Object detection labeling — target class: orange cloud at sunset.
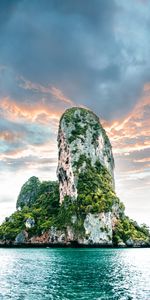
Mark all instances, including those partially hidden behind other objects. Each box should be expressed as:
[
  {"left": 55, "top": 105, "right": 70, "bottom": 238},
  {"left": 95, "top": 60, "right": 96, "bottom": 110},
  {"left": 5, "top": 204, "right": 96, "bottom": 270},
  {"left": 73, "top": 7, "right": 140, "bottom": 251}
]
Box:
[
  {"left": 144, "top": 82, "right": 150, "bottom": 92},
  {"left": 103, "top": 95, "right": 150, "bottom": 155},
  {"left": 1, "top": 90, "right": 149, "bottom": 159},
  {"left": 0, "top": 97, "right": 62, "bottom": 125},
  {"left": 133, "top": 157, "right": 150, "bottom": 163},
  {"left": 0, "top": 131, "right": 23, "bottom": 142}
]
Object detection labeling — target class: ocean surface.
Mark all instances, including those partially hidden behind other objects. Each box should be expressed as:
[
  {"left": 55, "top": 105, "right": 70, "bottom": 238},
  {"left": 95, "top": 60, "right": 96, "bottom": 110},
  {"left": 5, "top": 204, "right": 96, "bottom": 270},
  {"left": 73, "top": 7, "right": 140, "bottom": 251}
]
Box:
[{"left": 0, "top": 248, "right": 150, "bottom": 300}]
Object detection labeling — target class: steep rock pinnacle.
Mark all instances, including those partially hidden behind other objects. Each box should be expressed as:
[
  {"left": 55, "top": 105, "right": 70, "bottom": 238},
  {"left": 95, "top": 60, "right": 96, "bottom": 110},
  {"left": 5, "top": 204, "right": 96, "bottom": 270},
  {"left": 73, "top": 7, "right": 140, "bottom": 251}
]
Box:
[{"left": 57, "top": 107, "right": 114, "bottom": 204}]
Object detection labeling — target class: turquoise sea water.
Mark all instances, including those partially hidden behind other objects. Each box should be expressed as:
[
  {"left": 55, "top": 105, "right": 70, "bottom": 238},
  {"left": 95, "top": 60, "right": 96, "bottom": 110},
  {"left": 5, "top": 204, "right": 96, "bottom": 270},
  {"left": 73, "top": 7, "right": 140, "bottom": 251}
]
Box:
[{"left": 0, "top": 248, "right": 150, "bottom": 300}]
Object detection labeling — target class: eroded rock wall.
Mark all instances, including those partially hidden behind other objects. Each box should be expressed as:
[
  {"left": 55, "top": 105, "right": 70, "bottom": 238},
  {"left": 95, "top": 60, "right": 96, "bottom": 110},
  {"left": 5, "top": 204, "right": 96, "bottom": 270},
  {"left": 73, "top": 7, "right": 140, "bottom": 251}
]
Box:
[{"left": 57, "top": 107, "right": 114, "bottom": 203}]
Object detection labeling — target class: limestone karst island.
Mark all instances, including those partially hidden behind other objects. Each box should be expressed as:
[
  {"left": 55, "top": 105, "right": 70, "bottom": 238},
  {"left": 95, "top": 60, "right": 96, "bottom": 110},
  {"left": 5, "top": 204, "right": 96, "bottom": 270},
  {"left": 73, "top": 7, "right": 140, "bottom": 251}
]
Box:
[{"left": 0, "top": 108, "right": 149, "bottom": 247}]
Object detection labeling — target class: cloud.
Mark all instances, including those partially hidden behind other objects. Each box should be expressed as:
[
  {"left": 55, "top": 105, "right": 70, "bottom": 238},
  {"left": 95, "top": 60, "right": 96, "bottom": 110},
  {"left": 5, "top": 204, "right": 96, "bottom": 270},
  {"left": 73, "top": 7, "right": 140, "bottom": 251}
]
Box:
[
  {"left": 0, "top": 130, "right": 23, "bottom": 142},
  {"left": 18, "top": 77, "right": 74, "bottom": 105},
  {"left": 104, "top": 92, "right": 150, "bottom": 155},
  {"left": 0, "top": 96, "right": 60, "bottom": 169},
  {"left": 0, "top": 96, "right": 62, "bottom": 123},
  {"left": 0, "top": 155, "right": 57, "bottom": 172},
  {"left": 1, "top": 0, "right": 148, "bottom": 119},
  {"left": 133, "top": 158, "right": 150, "bottom": 163}
]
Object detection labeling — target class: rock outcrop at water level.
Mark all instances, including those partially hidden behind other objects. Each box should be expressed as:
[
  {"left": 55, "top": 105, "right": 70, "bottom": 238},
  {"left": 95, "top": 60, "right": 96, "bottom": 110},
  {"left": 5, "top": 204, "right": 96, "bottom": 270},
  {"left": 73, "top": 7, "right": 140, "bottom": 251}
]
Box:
[{"left": 0, "top": 107, "right": 150, "bottom": 247}]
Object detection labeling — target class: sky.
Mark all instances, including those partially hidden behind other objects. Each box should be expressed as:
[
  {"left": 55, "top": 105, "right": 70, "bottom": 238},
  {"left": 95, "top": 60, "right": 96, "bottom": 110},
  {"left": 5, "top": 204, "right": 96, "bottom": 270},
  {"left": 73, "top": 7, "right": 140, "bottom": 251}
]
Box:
[{"left": 0, "top": 0, "right": 150, "bottom": 226}]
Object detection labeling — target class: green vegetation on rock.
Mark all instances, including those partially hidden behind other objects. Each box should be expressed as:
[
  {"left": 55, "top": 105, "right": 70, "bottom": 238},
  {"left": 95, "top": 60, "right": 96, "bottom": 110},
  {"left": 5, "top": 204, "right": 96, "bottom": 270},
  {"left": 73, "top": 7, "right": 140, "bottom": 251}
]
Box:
[
  {"left": 77, "top": 160, "right": 119, "bottom": 214},
  {"left": 113, "top": 217, "right": 150, "bottom": 245},
  {"left": 61, "top": 107, "right": 110, "bottom": 147},
  {"left": 1, "top": 167, "right": 148, "bottom": 245},
  {"left": 0, "top": 179, "right": 60, "bottom": 241},
  {"left": 54, "top": 195, "right": 85, "bottom": 238},
  {"left": 16, "top": 176, "right": 40, "bottom": 209}
]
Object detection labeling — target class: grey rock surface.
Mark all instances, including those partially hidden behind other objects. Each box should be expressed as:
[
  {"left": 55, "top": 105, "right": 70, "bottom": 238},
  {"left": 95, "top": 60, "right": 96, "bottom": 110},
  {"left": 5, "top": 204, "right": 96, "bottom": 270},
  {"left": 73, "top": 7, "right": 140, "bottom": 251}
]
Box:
[{"left": 57, "top": 108, "right": 114, "bottom": 204}]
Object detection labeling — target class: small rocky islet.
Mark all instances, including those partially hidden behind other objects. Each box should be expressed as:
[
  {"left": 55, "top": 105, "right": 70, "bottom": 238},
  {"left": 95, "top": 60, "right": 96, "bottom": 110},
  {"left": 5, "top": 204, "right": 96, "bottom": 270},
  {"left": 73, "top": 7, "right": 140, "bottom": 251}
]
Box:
[{"left": 0, "top": 107, "right": 149, "bottom": 247}]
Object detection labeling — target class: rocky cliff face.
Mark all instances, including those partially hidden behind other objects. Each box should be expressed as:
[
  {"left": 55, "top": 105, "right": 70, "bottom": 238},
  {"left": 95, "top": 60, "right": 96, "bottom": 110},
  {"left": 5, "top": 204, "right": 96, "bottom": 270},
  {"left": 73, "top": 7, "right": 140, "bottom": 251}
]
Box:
[
  {"left": 16, "top": 176, "right": 40, "bottom": 209},
  {"left": 56, "top": 108, "right": 123, "bottom": 245},
  {"left": 57, "top": 107, "right": 115, "bottom": 204}
]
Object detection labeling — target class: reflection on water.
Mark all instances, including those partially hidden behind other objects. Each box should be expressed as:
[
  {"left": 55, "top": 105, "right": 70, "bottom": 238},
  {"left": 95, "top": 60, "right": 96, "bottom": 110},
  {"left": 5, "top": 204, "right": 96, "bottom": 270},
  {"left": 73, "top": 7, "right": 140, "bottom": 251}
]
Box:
[{"left": 0, "top": 248, "right": 150, "bottom": 299}]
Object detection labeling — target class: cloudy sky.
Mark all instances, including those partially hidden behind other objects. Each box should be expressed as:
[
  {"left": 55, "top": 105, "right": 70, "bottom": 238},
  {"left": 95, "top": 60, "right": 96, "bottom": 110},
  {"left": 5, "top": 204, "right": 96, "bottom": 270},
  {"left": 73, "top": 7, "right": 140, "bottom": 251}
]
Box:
[{"left": 0, "top": 0, "right": 150, "bottom": 225}]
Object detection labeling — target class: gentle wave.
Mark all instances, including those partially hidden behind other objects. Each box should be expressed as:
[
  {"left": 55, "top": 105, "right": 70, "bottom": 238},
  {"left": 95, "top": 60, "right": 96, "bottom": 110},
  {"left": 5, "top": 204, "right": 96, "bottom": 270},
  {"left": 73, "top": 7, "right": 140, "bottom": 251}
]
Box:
[{"left": 0, "top": 248, "right": 150, "bottom": 300}]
